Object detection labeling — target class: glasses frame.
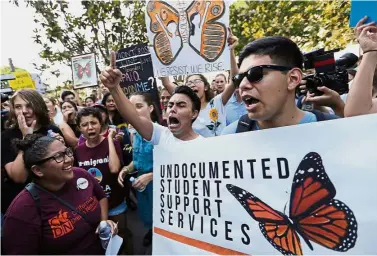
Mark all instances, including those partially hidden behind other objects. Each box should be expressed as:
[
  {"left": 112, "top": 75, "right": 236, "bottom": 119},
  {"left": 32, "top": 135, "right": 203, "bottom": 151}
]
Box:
[
  {"left": 33, "top": 148, "right": 74, "bottom": 165},
  {"left": 232, "top": 65, "right": 293, "bottom": 88},
  {"left": 185, "top": 79, "right": 204, "bottom": 87}
]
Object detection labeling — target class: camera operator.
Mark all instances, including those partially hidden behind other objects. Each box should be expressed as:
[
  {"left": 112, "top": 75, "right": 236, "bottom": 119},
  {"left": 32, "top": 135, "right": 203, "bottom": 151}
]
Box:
[
  {"left": 221, "top": 36, "right": 338, "bottom": 135},
  {"left": 298, "top": 81, "right": 345, "bottom": 117},
  {"left": 345, "top": 16, "right": 377, "bottom": 116}
]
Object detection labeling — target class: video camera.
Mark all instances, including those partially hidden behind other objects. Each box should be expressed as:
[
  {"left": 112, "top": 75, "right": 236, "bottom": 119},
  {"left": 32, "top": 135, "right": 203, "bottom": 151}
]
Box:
[
  {"left": 301, "top": 49, "right": 358, "bottom": 96},
  {"left": 1, "top": 93, "right": 9, "bottom": 103}
]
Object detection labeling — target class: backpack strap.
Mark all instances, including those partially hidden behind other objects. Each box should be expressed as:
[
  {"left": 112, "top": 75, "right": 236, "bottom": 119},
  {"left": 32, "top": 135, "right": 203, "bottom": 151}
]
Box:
[
  {"left": 25, "top": 183, "right": 41, "bottom": 217},
  {"left": 236, "top": 114, "right": 256, "bottom": 133}
]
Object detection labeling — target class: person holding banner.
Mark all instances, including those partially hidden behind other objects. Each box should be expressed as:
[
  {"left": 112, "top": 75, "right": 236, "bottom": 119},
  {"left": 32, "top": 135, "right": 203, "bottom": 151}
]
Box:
[
  {"left": 345, "top": 16, "right": 377, "bottom": 116},
  {"left": 100, "top": 53, "right": 201, "bottom": 146},
  {"left": 159, "top": 28, "right": 239, "bottom": 137},
  {"left": 222, "top": 36, "right": 339, "bottom": 135}
]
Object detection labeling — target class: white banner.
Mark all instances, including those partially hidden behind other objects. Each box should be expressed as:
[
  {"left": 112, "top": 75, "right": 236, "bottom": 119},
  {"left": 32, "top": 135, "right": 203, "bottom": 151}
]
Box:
[
  {"left": 153, "top": 114, "right": 377, "bottom": 255},
  {"left": 145, "top": 0, "right": 230, "bottom": 77}
]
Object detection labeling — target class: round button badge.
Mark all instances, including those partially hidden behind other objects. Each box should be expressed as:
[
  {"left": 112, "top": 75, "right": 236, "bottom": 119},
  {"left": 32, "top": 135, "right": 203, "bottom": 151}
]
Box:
[{"left": 77, "top": 178, "right": 89, "bottom": 190}]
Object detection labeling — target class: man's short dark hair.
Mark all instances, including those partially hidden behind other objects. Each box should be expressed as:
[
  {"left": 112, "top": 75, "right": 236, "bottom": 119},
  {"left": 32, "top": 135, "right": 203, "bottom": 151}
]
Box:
[
  {"left": 61, "top": 90, "right": 75, "bottom": 101},
  {"left": 173, "top": 86, "right": 201, "bottom": 123},
  {"left": 239, "top": 36, "right": 303, "bottom": 69},
  {"left": 76, "top": 107, "right": 103, "bottom": 125}
]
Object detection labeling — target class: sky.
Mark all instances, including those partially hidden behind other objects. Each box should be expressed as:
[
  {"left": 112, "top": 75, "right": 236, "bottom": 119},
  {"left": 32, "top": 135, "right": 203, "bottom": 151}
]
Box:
[{"left": 0, "top": 0, "right": 78, "bottom": 89}]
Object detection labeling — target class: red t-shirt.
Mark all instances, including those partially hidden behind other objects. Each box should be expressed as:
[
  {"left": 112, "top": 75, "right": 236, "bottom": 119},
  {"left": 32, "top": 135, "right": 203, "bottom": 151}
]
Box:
[
  {"left": 2, "top": 168, "right": 106, "bottom": 255},
  {"left": 74, "top": 137, "right": 125, "bottom": 209}
]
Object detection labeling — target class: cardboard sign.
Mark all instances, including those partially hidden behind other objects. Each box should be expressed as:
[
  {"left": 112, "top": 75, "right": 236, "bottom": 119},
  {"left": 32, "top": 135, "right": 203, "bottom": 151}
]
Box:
[
  {"left": 71, "top": 53, "right": 98, "bottom": 89},
  {"left": 145, "top": 0, "right": 230, "bottom": 77},
  {"left": 8, "top": 71, "right": 35, "bottom": 90},
  {"left": 153, "top": 114, "right": 377, "bottom": 255},
  {"left": 116, "top": 43, "right": 160, "bottom": 111}
]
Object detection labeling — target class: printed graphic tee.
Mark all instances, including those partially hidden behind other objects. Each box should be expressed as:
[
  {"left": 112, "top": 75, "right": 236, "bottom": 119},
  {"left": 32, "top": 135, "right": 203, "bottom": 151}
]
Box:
[
  {"left": 192, "top": 94, "right": 227, "bottom": 137},
  {"left": 75, "top": 137, "right": 125, "bottom": 209},
  {"left": 2, "top": 168, "right": 105, "bottom": 255}
]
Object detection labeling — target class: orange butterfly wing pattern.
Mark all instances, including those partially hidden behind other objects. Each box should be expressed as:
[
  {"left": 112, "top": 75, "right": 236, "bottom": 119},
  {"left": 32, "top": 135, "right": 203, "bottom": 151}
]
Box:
[
  {"left": 227, "top": 152, "right": 358, "bottom": 255},
  {"left": 147, "top": 1, "right": 183, "bottom": 65},
  {"left": 226, "top": 184, "right": 303, "bottom": 255},
  {"left": 290, "top": 152, "right": 357, "bottom": 252},
  {"left": 298, "top": 199, "right": 357, "bottom": 252},
  {"left": 186, "top": 0, "right": 226, "bottom": 62}
]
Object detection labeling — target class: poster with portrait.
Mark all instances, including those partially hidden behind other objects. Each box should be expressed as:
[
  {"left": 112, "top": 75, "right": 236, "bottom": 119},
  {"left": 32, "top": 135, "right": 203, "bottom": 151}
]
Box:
[
  {"left": 71, "top": 53, "right": 98, "bottom": 89},
  {"left": 153, "top": 114, "right": 377, "bottom": 255},
  {"left": 145, "top": 0, "right": 230, "bottom": 77}
]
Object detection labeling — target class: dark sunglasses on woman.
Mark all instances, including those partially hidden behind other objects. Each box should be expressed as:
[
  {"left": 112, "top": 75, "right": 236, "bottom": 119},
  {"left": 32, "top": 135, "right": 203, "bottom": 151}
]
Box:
[{"left": 232, "top": 65, "right": 293, "bottom": 88}]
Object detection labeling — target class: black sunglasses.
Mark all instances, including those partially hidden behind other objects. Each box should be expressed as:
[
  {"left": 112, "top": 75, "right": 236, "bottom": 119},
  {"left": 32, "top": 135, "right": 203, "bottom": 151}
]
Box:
[
  {"left": 33, "top": 148, "right": 74, "bottom": 165},
  {"left": 232, "top": 65, "right": 293, "bottom": 88}
]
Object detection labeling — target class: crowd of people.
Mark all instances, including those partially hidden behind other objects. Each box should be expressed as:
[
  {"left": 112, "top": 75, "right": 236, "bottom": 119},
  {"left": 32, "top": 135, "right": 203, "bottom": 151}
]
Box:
[{"left": 0, "top": 16, "right": 376, "bottom": 255}]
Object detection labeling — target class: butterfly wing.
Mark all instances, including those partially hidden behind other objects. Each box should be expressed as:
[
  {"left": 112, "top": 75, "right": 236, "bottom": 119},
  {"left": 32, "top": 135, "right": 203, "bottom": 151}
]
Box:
[
  {"left": 289, "top": 152, "right": 336, "bottom": 219},
  {"left": 298, "top": 199, "right": 357, "bottom": 252},
  {"left": 187, "top": 0, "right": 226, "bottom": 62},
  {"left": 74, "top": 63, "right": 84, "bottom": 79},
  {"left": 84, "top": 61, "right": 91, "bottom": 77},
  {"left": 290, "top": 152, "right": 358, "bottom": 252},
  {"left": 227, "top": 184, "right": 303, "bottom": 255},
  {"left": 146, "top": 1, "right": 182, "bottom": 65}
]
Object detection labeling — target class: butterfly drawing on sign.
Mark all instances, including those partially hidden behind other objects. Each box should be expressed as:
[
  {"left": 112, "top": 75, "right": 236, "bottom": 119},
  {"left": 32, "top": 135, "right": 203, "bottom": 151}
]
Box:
[
  {"left": 186, "top": 0, "right": 226, "bottom": 62},
  {"left": 74, "top": 61, "right": 92, "bottom": 80},
  {"left": 146, "top": 0, "right": 226, "bottom": 65},
  {"left": 226, "top": 152, "right": 358, "bottom": 255},
  {"left": 147, "top": 1, "right": 183, "bottom": 65}
]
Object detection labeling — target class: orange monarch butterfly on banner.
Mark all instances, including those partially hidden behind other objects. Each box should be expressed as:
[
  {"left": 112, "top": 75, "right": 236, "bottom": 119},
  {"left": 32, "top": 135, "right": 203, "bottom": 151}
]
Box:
[{"left": 227, "top": 152, "right": 358, "bottom": 255}]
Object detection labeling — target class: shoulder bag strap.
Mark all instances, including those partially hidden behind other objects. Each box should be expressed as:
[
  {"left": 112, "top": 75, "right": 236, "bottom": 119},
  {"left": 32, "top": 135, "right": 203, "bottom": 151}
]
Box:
[{"left": 32, "top": 183, "right": 96, "bottom": 228}]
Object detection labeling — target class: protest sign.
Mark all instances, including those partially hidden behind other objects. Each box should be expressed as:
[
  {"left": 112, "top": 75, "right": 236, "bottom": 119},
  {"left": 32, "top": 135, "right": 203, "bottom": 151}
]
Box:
[
  {"left": 350, "top": 0, "right": 377, "bottom": 27},
  {"left": 153, "top": 114, "right": 377, "bottom": 255},
  {"left": 115, "top": 43, "right": 160, "bottom": 112},
  {"left": 145, "top": 0, "right": 230, "bottom": 77},
  {"left": 8, "top": 71, "right": 35, "bottom": 90},
  {"left": 71, "top": 53, "right": 98, "bottom": 89}
]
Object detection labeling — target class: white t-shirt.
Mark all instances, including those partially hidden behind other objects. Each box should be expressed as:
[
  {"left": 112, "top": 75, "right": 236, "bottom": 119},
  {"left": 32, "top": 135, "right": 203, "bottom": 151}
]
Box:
[
  {"left": 149, "top": 123, "right": 202, "bottom": 146},
  {"left": 192, "top": 94, "right": 227, "bottom": 137},
  {"left": 53, "top": 110, "right": 64, "bottom": 125}
]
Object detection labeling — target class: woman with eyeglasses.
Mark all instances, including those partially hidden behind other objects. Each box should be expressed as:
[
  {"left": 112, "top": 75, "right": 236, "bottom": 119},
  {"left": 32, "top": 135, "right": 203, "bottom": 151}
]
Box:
[
  {"left": 159, "top": 28, "right": 239, "bottom": 137},
  {"left": 2, "top": 134, "right": 117, "bottom": 255},
  {"left": 1, "top": 89, "right": 64, "bottom": 221}
]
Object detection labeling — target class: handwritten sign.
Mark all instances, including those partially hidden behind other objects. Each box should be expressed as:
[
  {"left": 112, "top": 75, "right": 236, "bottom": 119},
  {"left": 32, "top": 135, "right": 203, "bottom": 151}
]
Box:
[
  {"left": 116, "top": 43, "right": 160, "bottom": 110},
  {"left": 145, "top": 0, "right": 230, "bottom": 77},
  {"left": 8, "top": 71, "right": 35, "bottom": 90},
  {"left": 153, "top": 114, "right": 377, "bottom": 255}
]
